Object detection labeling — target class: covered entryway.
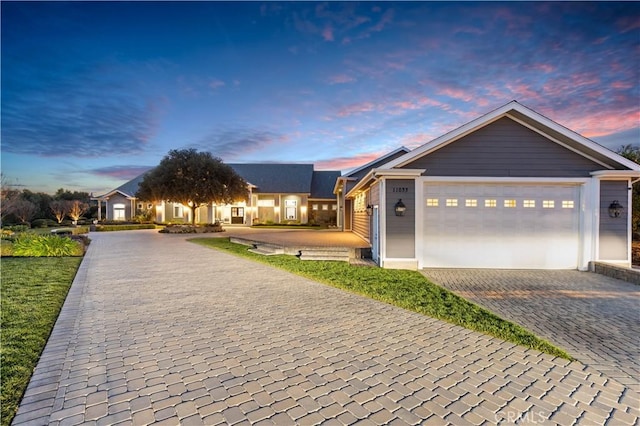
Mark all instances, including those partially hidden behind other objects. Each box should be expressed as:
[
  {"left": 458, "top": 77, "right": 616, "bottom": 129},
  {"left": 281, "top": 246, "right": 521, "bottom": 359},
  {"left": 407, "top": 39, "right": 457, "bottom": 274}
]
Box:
[{"left": 422, "top": 182, "right": 581, "bottom": 269}]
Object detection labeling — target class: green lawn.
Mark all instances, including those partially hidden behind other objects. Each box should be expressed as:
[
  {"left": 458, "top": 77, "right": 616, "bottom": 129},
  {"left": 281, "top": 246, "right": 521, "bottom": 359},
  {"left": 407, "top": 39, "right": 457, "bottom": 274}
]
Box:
[
  {"left": 1, "top": 257, "right": 82, "bottom": 426},
  {"left": 191, "top": 237, "right": 572, "bottom": 360}
]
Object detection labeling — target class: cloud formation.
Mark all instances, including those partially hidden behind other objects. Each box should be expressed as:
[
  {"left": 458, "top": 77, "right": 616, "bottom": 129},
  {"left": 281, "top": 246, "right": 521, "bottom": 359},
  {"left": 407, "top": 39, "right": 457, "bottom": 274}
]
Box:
[
  {"left": 194, "top": 129, "right": 289, "bottom": 161},
  {"left": 90, "top": 165, "right": 154, "bottom": 180}
]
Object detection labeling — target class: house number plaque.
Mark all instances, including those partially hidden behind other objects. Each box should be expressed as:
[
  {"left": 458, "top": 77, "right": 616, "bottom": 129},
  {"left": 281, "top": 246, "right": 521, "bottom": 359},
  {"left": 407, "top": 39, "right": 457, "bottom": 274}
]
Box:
[{"left": 392, "top": 187, "right": 409, "bottom": 193}]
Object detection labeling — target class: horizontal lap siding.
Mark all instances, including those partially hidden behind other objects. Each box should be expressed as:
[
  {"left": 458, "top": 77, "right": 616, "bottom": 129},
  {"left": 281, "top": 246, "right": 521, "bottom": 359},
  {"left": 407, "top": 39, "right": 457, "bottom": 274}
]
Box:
[
  {"left": 599, "top": 180, "right": 629, "bottom": 260},
  {"left": 403, "top": 117, "right": 602, "bottom": 177}
]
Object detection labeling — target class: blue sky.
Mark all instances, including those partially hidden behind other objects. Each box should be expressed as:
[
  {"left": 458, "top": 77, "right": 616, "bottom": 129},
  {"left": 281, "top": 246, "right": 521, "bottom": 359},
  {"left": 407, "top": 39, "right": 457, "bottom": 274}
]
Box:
[{"left": 2, "top": 1, "right": 638, "bottom": 195}]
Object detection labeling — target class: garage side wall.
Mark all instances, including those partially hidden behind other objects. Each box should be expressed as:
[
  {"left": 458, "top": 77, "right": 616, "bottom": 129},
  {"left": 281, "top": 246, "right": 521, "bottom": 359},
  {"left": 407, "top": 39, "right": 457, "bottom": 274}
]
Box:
[
  {"left": 599, "top": 180, "right": 629, "bottom": 261},
  {"left": 386, "top": 179, "right": 415, "bottom": 258},
  {"left": 402, "top": 117, "right": 602, "bottom": 178}
]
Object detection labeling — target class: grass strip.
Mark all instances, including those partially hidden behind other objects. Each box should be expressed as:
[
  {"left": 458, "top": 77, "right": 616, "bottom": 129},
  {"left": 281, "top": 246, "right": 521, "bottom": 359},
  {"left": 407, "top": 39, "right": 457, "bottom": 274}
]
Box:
[
  {"left": 191, "top": 237, "right": 572, "bottom": 360},
  {"left": 1, "top": 257, "right": 82, "bottom": 426}
]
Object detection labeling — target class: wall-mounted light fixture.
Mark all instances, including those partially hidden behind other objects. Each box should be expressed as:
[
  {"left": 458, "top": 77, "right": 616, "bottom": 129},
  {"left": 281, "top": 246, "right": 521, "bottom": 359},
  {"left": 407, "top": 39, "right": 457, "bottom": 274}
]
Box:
[
  {"left": 608, "top": 200, "right": 623, "bottom": 218},
  {"left": 366, "top": 204, "right": 374, "bottom": 216},
  {"left": 394, "top": 199, "right": 406, "bottom": 216}
]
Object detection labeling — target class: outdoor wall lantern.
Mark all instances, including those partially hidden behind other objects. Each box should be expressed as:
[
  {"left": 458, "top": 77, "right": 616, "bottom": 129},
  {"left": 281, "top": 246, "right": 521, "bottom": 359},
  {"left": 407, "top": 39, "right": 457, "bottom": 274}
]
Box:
[
  {"left": 608, "top": 200, "right": 623, "bottom": 218},
  {"left": 394, "top": 199, "right": 406, "bottom": 216},
  {"left": 366, "top": 204, "right": 374, "bottom": 216}
]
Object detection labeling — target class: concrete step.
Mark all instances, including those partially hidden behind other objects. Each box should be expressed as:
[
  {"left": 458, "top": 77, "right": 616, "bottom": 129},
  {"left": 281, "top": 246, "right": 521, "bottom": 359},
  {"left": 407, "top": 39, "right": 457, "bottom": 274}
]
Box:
[
  {"left": 248, "top": 244, "right": 284, "bottom": 256},
  {"left": 349, "top": 258, "right": 378, "bottom": 267},
  {"left": 298, "top": 247, "right": 350, "bottom": 262}
]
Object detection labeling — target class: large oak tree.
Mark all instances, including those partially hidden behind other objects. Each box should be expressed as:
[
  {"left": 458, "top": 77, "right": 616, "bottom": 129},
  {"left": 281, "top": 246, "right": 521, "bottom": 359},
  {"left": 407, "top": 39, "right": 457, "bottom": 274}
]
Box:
[{"left": 136, "top": 149, "right": 248, "bottom": 224}]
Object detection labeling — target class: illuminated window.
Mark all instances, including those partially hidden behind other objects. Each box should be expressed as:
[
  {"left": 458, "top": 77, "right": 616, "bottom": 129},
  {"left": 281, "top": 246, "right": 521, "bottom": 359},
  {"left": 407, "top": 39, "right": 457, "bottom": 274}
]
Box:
[
  {"left": 504, "top": 200, "right": 516, "bottom": 208},
  {"left": 523, "top": 200, "right": 536, "bottom": 208},
  {"left": 485, "top": 199, "right": 497, "bottom": 207},
  {"left": 113, "top": 204, "right": 126, "bottom": 220},
  {"left": 174, "top": 205, "right": 184, "bottom": 218},
  {"left": 543, "top": 200, "right": 555, "bottom": 208},
  {"left": 446, "top": 199, "right": 458, "bottom": 207},
  {"left": 312, "top": 204, "right": 319, "bottom": 210},
  {"left": 426, "top": 198, "right": 439, "bottom": 207},
  {"left": 257, "top": 199, "right": 275, "bottom": 207},
  {"left": 465, "top": 199, "right": 478, "bottom": 207},
  {"left": 322, "top": 204, "right": 329, "bottom": 211},
  {"left": 332, "top": 204, "right": 337, "bottom": 211},
  {"left": 562, "top": 200, "right": 574, "bottom": 209}
]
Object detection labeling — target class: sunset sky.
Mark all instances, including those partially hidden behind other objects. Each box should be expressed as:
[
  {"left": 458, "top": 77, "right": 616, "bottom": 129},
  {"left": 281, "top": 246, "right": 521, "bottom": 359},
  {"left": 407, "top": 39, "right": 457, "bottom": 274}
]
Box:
[{"left": 2, "top": 1, "right": 638, "bottom": 195}]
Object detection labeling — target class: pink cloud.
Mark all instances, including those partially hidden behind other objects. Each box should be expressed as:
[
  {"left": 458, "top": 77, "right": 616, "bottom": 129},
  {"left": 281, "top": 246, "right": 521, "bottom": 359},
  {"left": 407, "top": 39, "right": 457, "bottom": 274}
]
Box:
[
  {"left": 562, "top": 110, "right": 640, "bottom": 139},
  {"left": 328, "top": 74, "right": 356, "bottom": 85},
  {"left": 322, "top": 25, "right": 334, "bottom": 41},
  {"left": 315, "top": 151, "right": 390, "bottom": 171},
  {"left": 337, "top": 101, "right": 378, "bottom": 117}
]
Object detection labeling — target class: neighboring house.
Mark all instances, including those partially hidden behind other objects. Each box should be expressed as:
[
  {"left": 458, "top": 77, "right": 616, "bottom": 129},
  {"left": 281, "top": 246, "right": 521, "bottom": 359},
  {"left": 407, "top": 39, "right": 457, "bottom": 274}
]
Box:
[
  {"left": 342, "top": 101, "right": 640, "bottom": 270},
  {"left": 93, "top": 164, "right": 341, "bottom": 225}
]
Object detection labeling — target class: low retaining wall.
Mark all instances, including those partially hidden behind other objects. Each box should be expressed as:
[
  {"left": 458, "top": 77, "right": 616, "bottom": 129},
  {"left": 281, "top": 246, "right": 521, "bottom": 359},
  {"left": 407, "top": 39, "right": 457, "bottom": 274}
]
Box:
[{"left": 589, "top": 262, "right": 640, "bottom": 285}]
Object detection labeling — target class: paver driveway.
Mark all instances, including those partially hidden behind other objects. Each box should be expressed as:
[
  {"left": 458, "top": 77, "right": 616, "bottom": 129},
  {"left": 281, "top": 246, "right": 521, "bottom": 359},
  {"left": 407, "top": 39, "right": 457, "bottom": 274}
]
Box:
[
  {"left": 13, "top": 230, "right": 640, "bottom": 425},
  {"left": 421, "top": 269, "right": 640, "bottom": 395}
]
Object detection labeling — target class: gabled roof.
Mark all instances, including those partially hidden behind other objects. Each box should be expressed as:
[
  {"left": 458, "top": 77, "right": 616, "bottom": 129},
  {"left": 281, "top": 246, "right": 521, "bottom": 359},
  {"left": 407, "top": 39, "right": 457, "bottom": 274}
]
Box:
[
  {"left": 383, "top": 101, "right": 640, "bottom": 172},
  {"left": 228, "top": 163, "right": 314, "bottom": 193},
  {"left": 344, "top": 146, "right": 411, "bottom": 178},
  {"left": 310, "top": 171, "right": 341, "bottom": 199}
]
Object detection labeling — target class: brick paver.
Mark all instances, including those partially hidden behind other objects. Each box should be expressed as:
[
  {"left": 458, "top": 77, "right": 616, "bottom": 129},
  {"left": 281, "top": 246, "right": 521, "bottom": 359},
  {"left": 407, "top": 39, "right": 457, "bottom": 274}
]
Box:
[
  {"left": 12, "top": 230, "right": 640, "bottom": 425},
  {"left": 421, "top": 268, "right": 640, "bottom": 394}
]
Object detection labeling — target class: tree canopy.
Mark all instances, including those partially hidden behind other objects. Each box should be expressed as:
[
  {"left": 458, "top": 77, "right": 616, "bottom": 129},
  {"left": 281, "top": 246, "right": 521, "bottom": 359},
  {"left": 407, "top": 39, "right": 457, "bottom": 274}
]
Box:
[{"left": 136, "top": 149, "right": 248, "bottom": 224}]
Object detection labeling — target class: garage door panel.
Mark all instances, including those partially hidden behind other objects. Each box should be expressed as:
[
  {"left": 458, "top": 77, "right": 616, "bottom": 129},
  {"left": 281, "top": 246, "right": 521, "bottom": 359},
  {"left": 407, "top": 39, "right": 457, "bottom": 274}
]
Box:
[{"left": 423, "top": 183, "right": 579, "bottom": 269}]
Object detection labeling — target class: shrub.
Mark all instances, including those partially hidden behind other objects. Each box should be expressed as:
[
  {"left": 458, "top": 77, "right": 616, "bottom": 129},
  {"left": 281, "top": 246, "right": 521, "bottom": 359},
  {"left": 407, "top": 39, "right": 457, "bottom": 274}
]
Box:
[
  {"left": 6, "top": 225, "right": 29, "bottom": 233},
  {"left": 1, "top": 239, "right": 14, "bottom": 256},
  {"left": 12, "top": 234, "right": 84, "bottom": 257}
]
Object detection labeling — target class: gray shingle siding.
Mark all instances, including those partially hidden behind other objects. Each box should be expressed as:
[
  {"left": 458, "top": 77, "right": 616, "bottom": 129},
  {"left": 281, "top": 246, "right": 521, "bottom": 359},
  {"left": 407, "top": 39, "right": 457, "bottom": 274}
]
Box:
[{"left": 402, "top": 117, "right": 604, "bottom": 177}]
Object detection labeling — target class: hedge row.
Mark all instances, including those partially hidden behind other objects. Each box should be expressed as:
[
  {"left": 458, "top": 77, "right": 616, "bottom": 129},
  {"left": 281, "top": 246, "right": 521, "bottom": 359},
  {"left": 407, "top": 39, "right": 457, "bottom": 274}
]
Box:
[{"left": 94, "top": 224, "right": 158, "bottom": 232}]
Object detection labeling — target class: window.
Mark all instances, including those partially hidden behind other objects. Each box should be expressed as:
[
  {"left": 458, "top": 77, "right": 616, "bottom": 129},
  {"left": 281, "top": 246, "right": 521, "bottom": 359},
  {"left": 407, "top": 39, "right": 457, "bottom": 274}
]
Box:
[
  {"left": 312, "top": 204, "right": 319, "bottom": 210},
  {"left": 465, "top": 199, "right": 477, "bottom": 207},
  {"left": 113, "top": 204, "right": 126, "bottom": 220},
  {"left": 147, "top": 203, "right": 153, "bottom": 209},
  {"left": 504, "top": 200, "right": 516, "bottom": 208},
  {"left": 426, "top": 198, "right": 439, "bottom": 207},
  {"left": 322, "top": 204, "right": 329, "bottom": 211},
  {"left": 257, "top": 199, "right": 275, "bottom": 207},
  {"left": 174, "top": 205, "right": 184, "bottom": 218},
  {"left": 562, "top": 200, "right": 574, "bottom": 209},
  {"left": 543, "top": 200, "right": 555, "bottom": 208},
  {"left": 445, "top": 199, "right": 458, "bottom": 207},
  {"left": 332, "top": 204, "right": 337, "bottom": 211},
  {"left": 523, "top": 200, "right": 536, "bottom": 208},
  {"left": 485, "top": 199, "right": 497, "bottom": 207},
  {"left": 137, "top": 203, "right": 143, "bottom": 209}
]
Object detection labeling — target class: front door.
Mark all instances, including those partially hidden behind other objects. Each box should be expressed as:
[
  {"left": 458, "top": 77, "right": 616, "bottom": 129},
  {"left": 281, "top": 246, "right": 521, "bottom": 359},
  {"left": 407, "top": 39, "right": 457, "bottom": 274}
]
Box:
[{"left": 231, "top": 207, "right": 244, "bottom": 224}]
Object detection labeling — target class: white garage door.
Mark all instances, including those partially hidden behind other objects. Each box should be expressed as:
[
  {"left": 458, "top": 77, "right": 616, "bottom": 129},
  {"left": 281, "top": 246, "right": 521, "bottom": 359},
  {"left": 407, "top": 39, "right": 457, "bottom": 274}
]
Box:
[{"left": 423, "top": 183, "right": 580, "bottom": 269}]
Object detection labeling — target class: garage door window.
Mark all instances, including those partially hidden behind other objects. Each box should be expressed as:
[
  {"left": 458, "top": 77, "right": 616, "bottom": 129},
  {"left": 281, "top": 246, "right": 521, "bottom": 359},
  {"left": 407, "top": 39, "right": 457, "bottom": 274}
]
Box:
[
  {"left": 485, "top": 199, "right": 497, "bottom": 207},
  {"left": 562, "top": 201, "right": 574, "bottom": 208},
  {"left": 465, "top": 199, "right": 478, "bottom": 207},
  {"left": 523, "top": 200, "right": 536, "bottom": 208},
  {"left": 504, "top": 199, "right": 516, "bottom": 208},
  {"left": 543, "top": 200, "right": 555, "bottom": 208},
  {"left": 446, "top": 199, "right": 458, "bottom": 207},
  {"left": 426, "top": 199, "right": 439, "bottom": 207}
]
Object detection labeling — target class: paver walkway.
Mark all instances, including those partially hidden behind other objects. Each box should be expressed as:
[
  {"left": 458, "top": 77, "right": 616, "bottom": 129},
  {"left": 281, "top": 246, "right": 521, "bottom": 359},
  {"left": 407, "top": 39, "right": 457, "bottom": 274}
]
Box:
[
  {"left": 13, "top": 230, "right": 640, "bottom": 425},
  {"left": 420, "top": 269, "right": 640, "bottom": 395}
]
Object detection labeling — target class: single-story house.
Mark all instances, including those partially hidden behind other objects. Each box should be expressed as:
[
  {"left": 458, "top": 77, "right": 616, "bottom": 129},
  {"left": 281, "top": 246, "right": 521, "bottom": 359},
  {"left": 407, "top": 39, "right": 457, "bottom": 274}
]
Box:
[
  {"left": 93, "top": 164, "right": 341, "bottom": 226},
  {"left": 340, "top": 101, "right": 640, "bottom": 270}
]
